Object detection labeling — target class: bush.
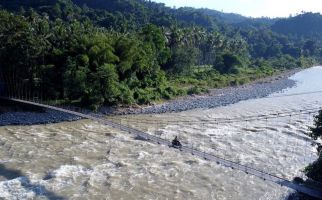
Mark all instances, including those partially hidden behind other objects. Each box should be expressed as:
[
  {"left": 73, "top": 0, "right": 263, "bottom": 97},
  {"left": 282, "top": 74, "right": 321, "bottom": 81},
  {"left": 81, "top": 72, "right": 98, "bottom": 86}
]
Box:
[
  {"left": 309, "top": 110, "right": 322, "bottom": 140},
  {"left": 82, "top": 92, "right": 104, "bottom": 111},
  {"left": 156, "top": 85, "right": 181, "bottom": 100},
  {"left": 236, "top": 77, "right": 250, "bottom": 86},
  {"left": 161, "top": 86, "right": 174, "bottom": 100},
  {"left": 213, "top": 53, "right": 243, "bottom": 74},
  {"left": 187, "top": 86, "right": 208, "bottom": 95},
  {"left": 133, "top": 88, "right": 154, "bottom": 104},
  {"left": 118, "top": 84, "right": 134, "bottom": 105},
  {"left": 175, "top": 87, "right": 188, "bottom": 96},
  {"left": 305, "top": 155, "right": 322, "bottom": 182},
  {"left": 305, "top": 110, "right": 322, "bottom": 183}
]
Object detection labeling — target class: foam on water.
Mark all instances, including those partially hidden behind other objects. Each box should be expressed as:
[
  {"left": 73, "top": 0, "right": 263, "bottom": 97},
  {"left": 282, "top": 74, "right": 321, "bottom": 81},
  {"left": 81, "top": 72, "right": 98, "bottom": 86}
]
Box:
[{"left": 0, "top": 177, "right": 35, "bottom": 200}]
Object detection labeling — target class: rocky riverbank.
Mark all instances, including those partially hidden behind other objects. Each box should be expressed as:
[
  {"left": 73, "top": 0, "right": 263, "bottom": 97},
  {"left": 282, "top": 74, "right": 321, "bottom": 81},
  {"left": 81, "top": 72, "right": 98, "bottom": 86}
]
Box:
[
  {"left": 0, "top": 110, "right": 82, "bottom": 126},
  {"left": 0, "top": 100, "right": 81, "bottom": 126},
  {"left": 0, "top": 69, "right": 299, "bottom": 126}
]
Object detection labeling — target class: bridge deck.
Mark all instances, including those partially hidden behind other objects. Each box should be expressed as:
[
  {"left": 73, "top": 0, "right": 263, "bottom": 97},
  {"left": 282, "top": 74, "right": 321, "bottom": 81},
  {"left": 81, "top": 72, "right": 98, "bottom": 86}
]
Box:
[{"left": 2, "top": 97, "right": 322, "bottom": 199}]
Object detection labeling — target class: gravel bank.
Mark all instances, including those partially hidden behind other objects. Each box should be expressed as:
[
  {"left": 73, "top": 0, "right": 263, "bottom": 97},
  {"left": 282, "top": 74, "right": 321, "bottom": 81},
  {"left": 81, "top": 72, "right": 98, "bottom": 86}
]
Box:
[
  {"left": 0, "top": 100, "right": 81, "bottom": 126},
  {"left": 0, "top": 110, "right": 81, "bottom": 126}
]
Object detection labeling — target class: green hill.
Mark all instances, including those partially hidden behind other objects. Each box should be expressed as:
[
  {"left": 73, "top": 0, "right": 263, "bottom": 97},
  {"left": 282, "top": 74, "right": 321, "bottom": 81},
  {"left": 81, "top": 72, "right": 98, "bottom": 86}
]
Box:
[{"left": 272, "top": 12, "right": 322, "bottom": 40}]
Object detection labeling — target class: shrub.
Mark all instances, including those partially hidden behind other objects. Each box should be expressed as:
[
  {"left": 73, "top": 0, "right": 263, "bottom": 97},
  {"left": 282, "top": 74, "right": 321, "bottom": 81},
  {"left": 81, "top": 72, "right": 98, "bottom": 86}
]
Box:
[
  {"left": 187, "top": 86, "right": 208, "bottom": 95},
  {"left": 134, "top": 88, "right": 153, "bottom": 104},
  {"left": 309, "top": 110, "right": 322, "bottom": 140},
  {"left": 305, "top": 110, "right": 322, "bottom": 183},
  {"left": 305, "top": 155, "right": 322, "bottom": 182},
  {"left": 118, "top": 84, "right": 134, "bottom": 105},
  {"left": 213, "top": 53, "right": 243, "bottom": 74}
]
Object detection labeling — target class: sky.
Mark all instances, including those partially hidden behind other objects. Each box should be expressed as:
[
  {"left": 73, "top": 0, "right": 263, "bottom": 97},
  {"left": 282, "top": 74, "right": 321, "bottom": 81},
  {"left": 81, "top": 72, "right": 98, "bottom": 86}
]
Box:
[{"left": 152, "top": 0, "right": 322, "bottom": 18}]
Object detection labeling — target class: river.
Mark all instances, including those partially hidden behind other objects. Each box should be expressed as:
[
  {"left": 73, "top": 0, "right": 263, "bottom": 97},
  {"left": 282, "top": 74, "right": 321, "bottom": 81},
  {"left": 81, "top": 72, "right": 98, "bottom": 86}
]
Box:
[{"left": 0, "top": 66, "right": 322, "bottom": 200}]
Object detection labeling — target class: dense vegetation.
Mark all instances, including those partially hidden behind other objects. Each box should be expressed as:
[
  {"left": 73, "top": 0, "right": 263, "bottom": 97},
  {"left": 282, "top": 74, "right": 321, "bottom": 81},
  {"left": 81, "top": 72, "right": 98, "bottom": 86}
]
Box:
[
  {"left": 272, "top": 12, "right": 322, "bottom": 41},
  {"left": 306, "top": 111, "right": 322, "bottom": 181},
  {"left": 300, "top": 111, "right": 322, "bottom": 200},
  {"left": 309, "top": 110, "right": 322, "bottom": 140},
  {"left": 0, "top": 0, "right": 321, "bottom": 109},
  {"left": 305, "top": 156, "right": 322, "bottom": 184}
]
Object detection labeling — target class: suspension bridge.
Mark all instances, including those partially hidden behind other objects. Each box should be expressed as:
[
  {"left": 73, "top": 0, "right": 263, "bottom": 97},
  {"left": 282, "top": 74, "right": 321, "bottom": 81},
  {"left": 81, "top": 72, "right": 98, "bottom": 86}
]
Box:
[{"left": 1, "top": 96, "right": 322, "bottom": 199}]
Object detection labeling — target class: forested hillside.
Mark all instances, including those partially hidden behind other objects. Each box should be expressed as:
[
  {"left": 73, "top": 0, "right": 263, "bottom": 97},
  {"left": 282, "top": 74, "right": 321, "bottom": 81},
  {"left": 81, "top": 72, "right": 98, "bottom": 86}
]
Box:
[
  {"left": 272, "top": 12, "right": 322, "bottom": 40},
  {"left": 0, "top": 0, "right": 321, "bottom": 109}
]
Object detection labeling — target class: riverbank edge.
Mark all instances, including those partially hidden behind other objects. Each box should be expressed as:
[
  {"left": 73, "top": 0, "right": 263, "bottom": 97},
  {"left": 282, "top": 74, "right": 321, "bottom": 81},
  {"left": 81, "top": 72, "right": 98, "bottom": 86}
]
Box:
[
  {"left": 100, "top": 68, "right": 301, "bottom": 115},
  {"left": 0, "top": 67, "right": 305, "bottom": 126}
]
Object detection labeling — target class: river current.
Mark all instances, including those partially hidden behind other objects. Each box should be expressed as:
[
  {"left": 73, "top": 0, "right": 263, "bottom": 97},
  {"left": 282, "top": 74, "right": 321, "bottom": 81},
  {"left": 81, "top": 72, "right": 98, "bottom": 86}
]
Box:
[{"left": 0, "top": 66, "right": 322, "bottom": 200}]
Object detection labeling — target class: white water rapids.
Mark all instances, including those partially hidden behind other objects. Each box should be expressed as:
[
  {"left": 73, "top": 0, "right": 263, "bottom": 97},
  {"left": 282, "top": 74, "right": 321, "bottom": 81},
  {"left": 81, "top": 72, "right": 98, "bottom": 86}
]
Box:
[{"left": 0, "top": 66, "right": 322, "bottom": 200}]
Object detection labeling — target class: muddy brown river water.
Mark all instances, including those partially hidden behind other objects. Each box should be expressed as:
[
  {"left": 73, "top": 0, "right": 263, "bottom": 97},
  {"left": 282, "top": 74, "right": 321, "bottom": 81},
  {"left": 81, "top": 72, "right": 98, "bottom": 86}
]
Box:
[{"left": 1, "top": 66, "right": 322, "bottom": 200}]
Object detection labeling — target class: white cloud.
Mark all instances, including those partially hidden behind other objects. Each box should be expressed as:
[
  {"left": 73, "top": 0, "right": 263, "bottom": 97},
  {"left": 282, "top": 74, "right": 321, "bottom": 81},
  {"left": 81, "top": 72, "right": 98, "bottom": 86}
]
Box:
[
  {"left": 153, "top": 0, "right": 322, "bottom": 17},
  {"left": 255, "top": 0, "right": 322, "bottom": 17}
]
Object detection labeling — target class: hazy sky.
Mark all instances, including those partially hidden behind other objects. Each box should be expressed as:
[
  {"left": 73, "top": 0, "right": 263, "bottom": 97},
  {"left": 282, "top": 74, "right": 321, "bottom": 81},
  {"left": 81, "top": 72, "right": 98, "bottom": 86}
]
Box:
[{"left": 152, "top": 0, "right": 322, "bottom": 18}]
